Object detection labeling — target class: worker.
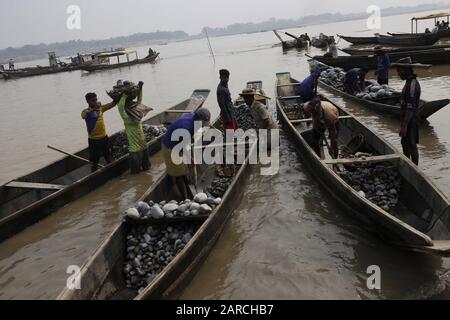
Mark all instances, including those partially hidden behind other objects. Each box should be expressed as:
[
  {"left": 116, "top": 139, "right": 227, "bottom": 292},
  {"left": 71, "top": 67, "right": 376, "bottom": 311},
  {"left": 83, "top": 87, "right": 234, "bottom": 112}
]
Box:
[
  {"left": 81, "top": 93, "right": 118, "bottom": 172},
  {"left": 217, "top": 69, "right": 238, "bottom": 132},
  {"left": 374, "top": 46, "right": 390, "bottom": 85},
  {"left": 9, "top": 59, "right": 14, "bottom": 71},
  {"left": 162, "top": 108, "right": 211, "bottom": 199},
  {"left": 391, "top": 57, "right": 429, "bottom": 165},
  {"left": 424, "top": 28, "right": 431, "bottom": 33},
  {"left": 240, "top": 89, "right": 277, "bottom": 130},
  {"left": 299, "top": 67, "right": 322, "bottom": 102},
  {"left": 344, "top": 67, "right": 368, "bottom": 95},
  {"left": 324, "top": 38, "right": 338, "bottom": 58},
  {"left": 301, "top": 96, "right": 339, "bottom": 159},
  {"left": 117, "top": 81, "right": 150, "bottom": 174}
]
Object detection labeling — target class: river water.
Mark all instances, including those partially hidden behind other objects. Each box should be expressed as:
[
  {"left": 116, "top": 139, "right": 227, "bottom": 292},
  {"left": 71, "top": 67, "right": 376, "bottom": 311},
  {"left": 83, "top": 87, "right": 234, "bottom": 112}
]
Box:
[{"left": 0, "top": 10, "right": 449, "bottom": 299}]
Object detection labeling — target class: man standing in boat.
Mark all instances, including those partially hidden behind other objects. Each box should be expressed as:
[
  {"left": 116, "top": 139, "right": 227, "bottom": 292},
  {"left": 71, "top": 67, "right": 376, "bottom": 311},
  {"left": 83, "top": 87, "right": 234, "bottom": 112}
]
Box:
[
  {"left": 392, "top": 57, "right": 428, "bottom": 165},
  {"left": 324, "top": 38, "right": 338, "bottom": 58},
  {"left": 374, "top": 46, "right": 390, "bottom": 85},
  {"left": 117, "top": 81, "right": 150, "bottom": 174},
  {"left": 217, "top": 69, "right": 238, "bottom": 132},
  {"left": 162, "top": 108, "right": 211, "bottom": 199},
  {"left": 301, "top": 96, "right": 339, "bottom": 159},
  {"left": 81, "top": 93, "right": 118, "bottom": 172},
  {"left": 9, "top": 59, "right": 14, "bottom": 71},
  {"left": 299, "top": 67, "right": 322, "bottom": 102}
]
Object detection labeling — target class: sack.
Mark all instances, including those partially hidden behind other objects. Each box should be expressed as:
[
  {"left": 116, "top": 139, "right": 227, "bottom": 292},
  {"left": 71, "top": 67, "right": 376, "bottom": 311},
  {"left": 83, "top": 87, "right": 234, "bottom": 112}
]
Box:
[{"left": 125, "top": 103, "right": 153, "bottom": 121}]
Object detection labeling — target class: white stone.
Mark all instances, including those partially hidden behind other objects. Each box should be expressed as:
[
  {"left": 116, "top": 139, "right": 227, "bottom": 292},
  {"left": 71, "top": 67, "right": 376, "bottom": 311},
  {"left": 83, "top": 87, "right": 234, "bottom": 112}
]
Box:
[
  {"left": 150, "top": 205, "right": 164, "bottom": 219},
  {"left": 163, "top": 203, "right": 178, "bottom": 212},
  {"left": 194, "top": 193, "right": 208, "bottom": 203},
  {"left": 199, "top": 204, "right": 213, "bottom": 214},
  {"left": 125, "top": 208, "right": 140, "bottom": 220}
]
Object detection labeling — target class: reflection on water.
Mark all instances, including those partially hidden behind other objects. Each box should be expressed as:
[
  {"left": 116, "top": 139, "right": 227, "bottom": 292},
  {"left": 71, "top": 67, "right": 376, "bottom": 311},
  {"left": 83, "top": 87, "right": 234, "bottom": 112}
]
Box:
[{"left": 0, "top": 9, "right": 449, "bottom": 299}]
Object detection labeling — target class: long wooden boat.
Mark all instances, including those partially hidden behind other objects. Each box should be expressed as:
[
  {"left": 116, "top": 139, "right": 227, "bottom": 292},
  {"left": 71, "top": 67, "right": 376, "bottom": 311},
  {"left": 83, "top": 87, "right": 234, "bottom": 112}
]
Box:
[
  {"left": 341, "top": 44, "right": 450, "bottom": 55},
  {"left": 57, "top": 119, "right": 258, "bottom": 300},
  {"left": 337, "top": 34, "right": 379, "bottom": 45},
  {"left": 376, "top": 33, "right": 440, "bottom": 46},
  {"left": 310, "top": 48, "right": 450, "bottom": 70},
  {"left": 388, "top": 29, "right": 450, "bottom": 38},
  {"left": 275, "top": 72, "right": 450, "bottom": 256},
  {"left": 273, "top": 30, "right": 307, "bottom": 50},
  {"left": 80, "top": 52, "right": 160, "bottom": 72},
  {"left": 0, "top": 65, "right": 81, "bottom": 80},
  {"left": 0, "top": 89, "right": 210, "bottom": 243},
  {"left": 317, "top": 77, "right": 449, "bottom": 121}
]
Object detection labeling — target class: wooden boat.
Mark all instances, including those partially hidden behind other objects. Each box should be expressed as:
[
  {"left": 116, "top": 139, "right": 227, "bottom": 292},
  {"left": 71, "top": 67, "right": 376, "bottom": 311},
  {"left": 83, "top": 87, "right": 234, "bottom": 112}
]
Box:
[
  {"left": 0, "top": 89, "right": 210, "bottom": 243},
  {"left": 57, "top": 119, "right": 258, "bottom": 300},
  {"left": 309, "top": 48, "right": 450, "bottom": 70},
  {"left": 0, "top": 65, "right": 81, "bottom": 80},
  {"left": 376, "top": 33, "right": 440, "bottom": 46},
  {"left": 311, "top": 37, "right": 329, "bottom": 49},
  {"left": 273, "top": 30, "right": 308, "bottom": 50},
  {"left": 275, "top": 72, "right": 450, "bottom": 256},
  {"left": 341, "top": 44, "right": 450, "bottom": 55},
  {"left": 388, "top": 30, "right": 450, "bottom": 38},
  {"left": 337, "top": 34, "right": 379, "bottom": 45},
  {"left": 80, "top": 51, "right": 160, "bottom": 72},
  {"left": 318, "top": 78, "right": 449, "bottom": 121}
]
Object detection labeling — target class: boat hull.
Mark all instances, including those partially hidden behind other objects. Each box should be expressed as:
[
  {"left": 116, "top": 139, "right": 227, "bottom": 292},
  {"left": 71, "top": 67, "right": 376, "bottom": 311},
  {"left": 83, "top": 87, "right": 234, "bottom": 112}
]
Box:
[{"left": 0, "top": 89, "right": 210, "bottom": 243}]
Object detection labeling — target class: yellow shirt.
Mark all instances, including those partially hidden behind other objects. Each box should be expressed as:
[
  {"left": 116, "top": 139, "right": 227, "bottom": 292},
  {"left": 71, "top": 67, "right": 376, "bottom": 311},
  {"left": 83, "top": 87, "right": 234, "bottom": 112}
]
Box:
[{"left": 81, "top": 101, "right": 116, "bottom": 140}]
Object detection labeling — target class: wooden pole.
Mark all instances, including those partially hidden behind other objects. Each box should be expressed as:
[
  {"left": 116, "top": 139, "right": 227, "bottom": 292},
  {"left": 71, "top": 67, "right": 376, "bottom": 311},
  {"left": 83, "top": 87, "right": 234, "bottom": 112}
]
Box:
[{"left": 47, "top": 145, "right": 105, "bottom": 168}]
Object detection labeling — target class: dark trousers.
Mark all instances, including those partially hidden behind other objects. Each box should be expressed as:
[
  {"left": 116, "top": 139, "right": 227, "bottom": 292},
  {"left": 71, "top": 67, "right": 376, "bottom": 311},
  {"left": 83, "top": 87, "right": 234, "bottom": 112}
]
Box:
[
  {"left": 401, "top": 120, "right": 419, "bottom": 165},
  {"left": 377, "top": 77, "right": 388, "bottom": 85},
  {"left": 88, "top": 136, "right": 111, "bottom": 172},
  {"left": 129, "top": 148, "right": 150, "bottom": 174}
]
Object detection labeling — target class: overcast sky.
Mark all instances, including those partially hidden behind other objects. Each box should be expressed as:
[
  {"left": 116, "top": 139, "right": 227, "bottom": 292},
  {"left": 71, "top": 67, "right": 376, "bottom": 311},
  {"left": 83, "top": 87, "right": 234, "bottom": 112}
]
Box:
[{"left": 1, "top": 0, "right": 449, "bottom": 48}]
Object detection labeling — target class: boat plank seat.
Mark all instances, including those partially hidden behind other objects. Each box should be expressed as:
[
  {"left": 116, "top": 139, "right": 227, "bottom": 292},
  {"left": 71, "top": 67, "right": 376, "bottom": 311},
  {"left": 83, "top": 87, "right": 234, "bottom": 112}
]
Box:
[
  {"left": 164, "top": 110, "right": 193, "bottom": 114},
  {"left": 323, "top": 154, "right": 400, "bottom": 165},
  {"left": 279, "top": 95, "right": 302, "bottom": 100},
  {"left": 276, "top": 83, "right": 301, "bottom": 87},
  {"left": 291, "top": 115, "right": 353, "bottom": 124},
  {"left": 5, "top": 181, "right": 66, "bottom": 190}
]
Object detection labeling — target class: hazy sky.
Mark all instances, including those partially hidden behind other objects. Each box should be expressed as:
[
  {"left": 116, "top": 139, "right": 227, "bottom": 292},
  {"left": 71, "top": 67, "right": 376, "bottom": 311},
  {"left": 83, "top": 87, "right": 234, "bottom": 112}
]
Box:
[{"left": 1, "top": 0, "right": 449, "bottom": 48}]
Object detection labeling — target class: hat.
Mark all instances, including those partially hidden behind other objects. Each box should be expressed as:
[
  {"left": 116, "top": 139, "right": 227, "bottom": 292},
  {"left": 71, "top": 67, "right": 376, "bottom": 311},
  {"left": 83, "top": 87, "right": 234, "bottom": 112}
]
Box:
[
  {"left": 391, "top": 57, "right": 431, "bottom": 68},
  {"left": 239, "top": 88, "right": 272, "bottom": 100}
]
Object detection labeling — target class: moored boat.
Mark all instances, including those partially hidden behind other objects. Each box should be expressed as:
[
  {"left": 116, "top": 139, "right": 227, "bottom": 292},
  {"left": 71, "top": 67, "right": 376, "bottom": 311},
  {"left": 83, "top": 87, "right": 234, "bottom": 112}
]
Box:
[
  {"left": 341, "top": 44, "right": 450, "bottom": 55},
  {"left": 80, "top": 50, "right": 160, "bottom": 72},
  {"left": 0, "top": 89, "right": 210, "bottom": 243},
  {"left": 312, "top": 62, "right": 450, "bottom": 120},
  {"left": 275, "top": 72, "right": 450, "bottom": 256},
  {"left": 376, "top": 33, "right": 440, "bottom": 46},
  {"left": 57, "top": 117, "right": 258, "bottom": 300},
  {"left": 309, "top": 48, "right": 450, "bottom": 70},
  {"left": 337, "top": 34, "right": 379, "bottom": 45}
]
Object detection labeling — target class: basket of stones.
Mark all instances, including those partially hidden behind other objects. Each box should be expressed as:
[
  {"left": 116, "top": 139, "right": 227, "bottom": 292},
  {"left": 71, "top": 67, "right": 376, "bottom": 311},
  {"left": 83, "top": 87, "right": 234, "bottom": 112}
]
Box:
[{"left": 107, "top": 80, "right": 140, "bottom": 101}]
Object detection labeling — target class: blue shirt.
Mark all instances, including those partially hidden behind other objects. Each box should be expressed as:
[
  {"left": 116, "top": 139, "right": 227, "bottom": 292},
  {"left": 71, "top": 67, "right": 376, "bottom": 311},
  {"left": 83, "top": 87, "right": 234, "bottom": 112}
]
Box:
[
  {"left": 162, "top": 112, "right": 196, "bottom": 149},
  {"left": 377, "top": 53, "right": 390, "bottom": 81},
  {"left": 299, "top": 73, "right": 318, "bottom": 101},
  {"left": 401, "top": 75, "right": 421, "bottom": 121},
  {"left": 217, "top": 82, "right": 235, "bottom": 121}
]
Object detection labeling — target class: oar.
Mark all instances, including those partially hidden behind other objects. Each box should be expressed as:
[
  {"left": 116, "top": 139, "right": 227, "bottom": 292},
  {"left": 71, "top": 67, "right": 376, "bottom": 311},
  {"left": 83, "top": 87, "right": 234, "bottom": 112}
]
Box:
[
  {"left": 284, "top": 32, "right": 300, "bottom": 40},
  {"left": 47, "top": 145, "right": 105, "bottom": 168}
]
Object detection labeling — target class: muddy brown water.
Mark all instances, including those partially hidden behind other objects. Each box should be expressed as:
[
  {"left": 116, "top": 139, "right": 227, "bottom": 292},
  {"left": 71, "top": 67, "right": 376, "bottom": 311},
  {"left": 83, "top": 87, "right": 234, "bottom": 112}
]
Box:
[{"left": 0, "top": 10, "right": 450, "bottom": 299}]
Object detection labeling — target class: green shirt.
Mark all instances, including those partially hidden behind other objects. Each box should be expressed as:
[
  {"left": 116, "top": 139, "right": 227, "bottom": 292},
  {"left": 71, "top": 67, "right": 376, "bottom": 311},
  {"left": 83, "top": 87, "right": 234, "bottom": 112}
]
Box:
[{"left": 117, "top": 89, "right": 147, "bottom": 153}]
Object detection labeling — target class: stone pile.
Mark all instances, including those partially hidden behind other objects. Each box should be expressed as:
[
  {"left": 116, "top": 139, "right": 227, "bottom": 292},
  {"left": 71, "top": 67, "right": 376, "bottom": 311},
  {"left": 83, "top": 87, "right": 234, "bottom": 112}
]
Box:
[
  {"left": 338, "top": 163, "right": 402, "bottom": 212},
  {"left": 110, "top": 124, "right": 167, "bottom": 159}
]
